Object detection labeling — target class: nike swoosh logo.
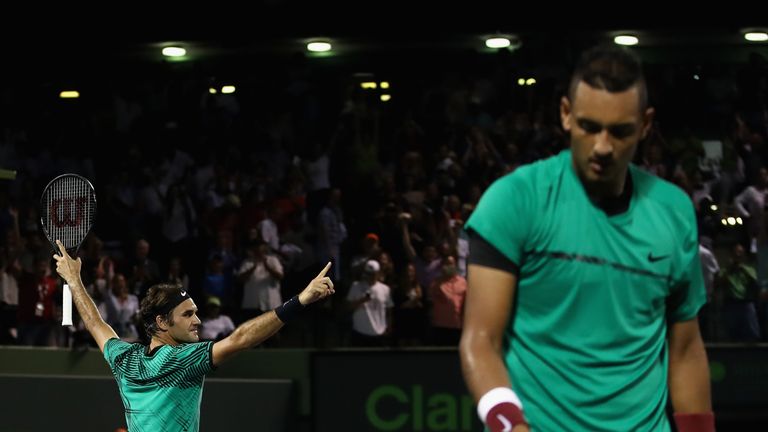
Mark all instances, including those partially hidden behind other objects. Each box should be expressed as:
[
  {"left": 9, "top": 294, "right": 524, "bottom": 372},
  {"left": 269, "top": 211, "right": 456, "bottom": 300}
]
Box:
[
  {"left": 647, "top": 253, "right": 669, "bottom": 263},
  {"left": 180, "top": 291, "right": 187, "bottom": 296},
  {"left": 497, "top": 414, "right": 512, "bottom": 432}
]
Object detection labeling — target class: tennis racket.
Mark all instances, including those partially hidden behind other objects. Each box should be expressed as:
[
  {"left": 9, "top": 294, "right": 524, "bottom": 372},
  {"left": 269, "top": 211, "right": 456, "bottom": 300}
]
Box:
[{"left": 39, "top": 174, "right": 97, "bottom": 326}]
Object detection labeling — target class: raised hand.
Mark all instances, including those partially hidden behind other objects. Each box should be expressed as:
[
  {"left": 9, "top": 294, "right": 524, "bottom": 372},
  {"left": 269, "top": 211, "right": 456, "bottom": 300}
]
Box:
[
  {"left": 52, "top": 239, "right": 82, "bottom": 284},
  {"left": 298, "top": 262, "right": 335, "bottom": 305}
]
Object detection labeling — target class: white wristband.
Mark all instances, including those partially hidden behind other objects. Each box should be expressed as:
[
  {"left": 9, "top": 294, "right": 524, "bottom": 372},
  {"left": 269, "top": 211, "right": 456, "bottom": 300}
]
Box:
[{"left": 477, "top": 387, "right": 524, "bottom": 423}]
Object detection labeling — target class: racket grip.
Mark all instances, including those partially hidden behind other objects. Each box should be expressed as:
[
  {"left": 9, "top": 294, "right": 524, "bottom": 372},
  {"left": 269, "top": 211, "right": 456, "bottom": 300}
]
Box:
[{"left": 62, "top": 284, "right": 73, "bottom": 326}]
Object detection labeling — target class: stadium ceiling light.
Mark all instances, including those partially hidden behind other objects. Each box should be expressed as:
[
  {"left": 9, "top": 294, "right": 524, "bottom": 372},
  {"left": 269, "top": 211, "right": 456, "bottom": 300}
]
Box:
[
  {"left": 744, "top": 31, "right": 768, "bottom": 42},
  {"left": 614, "top": 35, "right": 639, "bottom": 46},
  {"left": 162, "top": 46, "right": 186, "bottom": 57},
  {"left": 486, "top": 37, "right": 511, "bottom": 49},
  {"left": 380, "top": 81, "right": 390, "bottom": 89},
  {"left": 307, "top": 41, "right": 332, "bottom": 52},
  {"left": 484, "top": 34, "right": 521, "bottom": 51},
  {"left": 380, "top": 94, "right": 391, "bottom": 102},
  {"left": 221, "top": 85, "right": 236, "bottom": 94},
  {"left": 59, "top": 90, "right": 80, "bottom": 99}
]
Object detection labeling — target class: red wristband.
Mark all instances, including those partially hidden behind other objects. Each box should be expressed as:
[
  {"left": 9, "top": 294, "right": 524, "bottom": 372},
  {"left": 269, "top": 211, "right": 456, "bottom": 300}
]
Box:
[
  {"left": 673, "top": 412, "right": 715, "bottom": 432},
  {"left": 486, "top": 402, "right": 527, "bottom": 432}
]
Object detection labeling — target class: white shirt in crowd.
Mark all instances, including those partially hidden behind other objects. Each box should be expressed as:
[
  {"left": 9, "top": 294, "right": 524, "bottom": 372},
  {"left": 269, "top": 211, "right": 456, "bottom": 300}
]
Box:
[
  {"left": 699, "top": 244, "right": 720, "bottom": 299},
  {"left": 0, "top": 270, "right": 18, "bottom": 306},
  {"left": 257, "top": 218, "right": 280, "bottom": 251},
  {"left": 346, "top": 279, "right": 393, "bottom": 336},
  {"left": 201, "top": 314, "right": 236, "bottom": 340},
  {"left": 239, "top": 256, "right": 283, "bottom": 311}
]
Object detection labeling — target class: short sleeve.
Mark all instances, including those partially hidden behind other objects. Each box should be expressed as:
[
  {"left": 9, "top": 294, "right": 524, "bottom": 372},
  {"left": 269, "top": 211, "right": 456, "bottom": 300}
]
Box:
[
  {"left": 173, "top": 341, "right": 216, "bottom": 376},
  {"left": 103, "top": 338, "right": 134, "bottom": 370},
  {"left": 465, "top": 173, "right": 534, "bottom": 266},
  {"left": 667, "top": 206, "right": 707, "bottom": 322}
]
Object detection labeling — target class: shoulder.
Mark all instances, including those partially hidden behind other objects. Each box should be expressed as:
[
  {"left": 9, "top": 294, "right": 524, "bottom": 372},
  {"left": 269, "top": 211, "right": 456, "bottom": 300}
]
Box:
[
  {"left": 169, "top": 342, "right": 214, "bottom": 358},
  {"left": 632, "top": 166, "right": 694, "bottom": 216},
  {"left": 106, "top": 338, "right": 139, "bottom": 351},
  {"left": 484, "top": 150, "right": 568, "bottom": 199},
  {"left": 470, "top": 151, "right": 567, "bottom": 228},
  {"left": 104, "top": 339, "right": 143, "bottom": 365}
]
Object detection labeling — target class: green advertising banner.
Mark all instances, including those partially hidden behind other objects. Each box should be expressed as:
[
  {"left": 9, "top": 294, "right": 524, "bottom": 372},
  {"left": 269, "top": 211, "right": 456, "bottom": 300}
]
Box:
[
  {"left": 313, "top": 350, "right": 483, "bottom": 432},
  {"left": 313, "top": 347, "right": 768, "bottom": 431}
]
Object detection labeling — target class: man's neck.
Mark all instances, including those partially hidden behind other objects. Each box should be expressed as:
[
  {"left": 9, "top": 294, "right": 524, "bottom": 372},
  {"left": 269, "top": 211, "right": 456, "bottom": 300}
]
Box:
[
  {"left": 149, "top": 333, "right": 178, "bottom": 350},
  {"left": 586, "top": 170, "right": 633, "bottom": 215}
]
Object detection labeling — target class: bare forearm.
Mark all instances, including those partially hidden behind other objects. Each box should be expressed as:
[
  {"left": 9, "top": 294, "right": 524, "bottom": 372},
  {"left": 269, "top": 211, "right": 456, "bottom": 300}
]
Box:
[
  {"left": 68, "top": 279, "right": 107, "bottom": 330},
  {"left": 460, "top": 335, "right": 512, "bottom": 403},
  {"left": 401, "top": 226, "right": 416, "bottom": 260},
  {"left": 229, "top": 311, "right": 284, "bottom": 349},
  {"left": 668, "top": 341, "right": 712, "bottom": 413}
]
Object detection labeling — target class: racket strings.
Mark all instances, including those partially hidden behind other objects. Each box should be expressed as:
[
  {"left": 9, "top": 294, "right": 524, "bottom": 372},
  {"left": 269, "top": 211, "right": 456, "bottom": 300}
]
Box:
[{"left": 43, "top": 176, "right": 95, "bottom": 250}]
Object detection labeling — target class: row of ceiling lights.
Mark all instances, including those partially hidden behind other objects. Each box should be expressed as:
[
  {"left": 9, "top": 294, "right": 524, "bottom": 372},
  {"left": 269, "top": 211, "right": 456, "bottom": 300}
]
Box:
[
  {"left": 614, "top": 31, "right": 768, "bottom": 46},
  {"left": 55, "top": 30, "right": 768, "bottom": 100},
  {"left": 157, "top": 30, "right": 768, "bottom": 58}
]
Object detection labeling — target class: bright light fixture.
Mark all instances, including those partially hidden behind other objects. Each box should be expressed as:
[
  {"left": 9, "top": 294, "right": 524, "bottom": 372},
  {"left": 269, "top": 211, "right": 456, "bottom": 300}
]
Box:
[
  {"left": 614, "top": 35, "right": 639, "bottom": 46},
  {"left": 162, "top": 46, "right": 186, "bottom": 57},
  {"left": 486, "top": 37, "right": 511, "bottom": 49},
  {"left": 745, "top": 32, "right": 768, "bottom": 42},
  {"left": 307, "top": 41, "right": 332, "bottom": 52}
]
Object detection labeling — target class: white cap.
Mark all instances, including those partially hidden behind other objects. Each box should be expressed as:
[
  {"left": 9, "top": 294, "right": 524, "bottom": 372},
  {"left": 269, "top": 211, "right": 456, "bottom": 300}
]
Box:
[{"left": 364, "top": 259, "right": 380, "bottom": 273}]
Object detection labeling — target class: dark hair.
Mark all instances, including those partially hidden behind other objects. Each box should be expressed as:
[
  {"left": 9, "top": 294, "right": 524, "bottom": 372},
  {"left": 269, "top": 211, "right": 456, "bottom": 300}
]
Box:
[
  {"left": 568, "top": 44, "right": 648, "bottom": 109},
  {"left": 139, "top": 283, "right": 185, "bottom": 338}
]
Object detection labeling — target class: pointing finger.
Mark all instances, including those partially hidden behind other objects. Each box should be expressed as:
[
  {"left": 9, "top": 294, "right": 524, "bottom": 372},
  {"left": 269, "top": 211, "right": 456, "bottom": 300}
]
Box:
[
  {"left": 56, "top": 240, "right": 68, "bottom": 257},
  {"left": 315, "top": 261, "right": 332, "bottom": 279}
]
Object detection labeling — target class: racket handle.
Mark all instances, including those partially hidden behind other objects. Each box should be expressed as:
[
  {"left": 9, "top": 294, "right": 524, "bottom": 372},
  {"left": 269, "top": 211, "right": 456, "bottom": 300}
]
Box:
[{"left": 62, "top": 284, "right": 73, "bottom": 326}]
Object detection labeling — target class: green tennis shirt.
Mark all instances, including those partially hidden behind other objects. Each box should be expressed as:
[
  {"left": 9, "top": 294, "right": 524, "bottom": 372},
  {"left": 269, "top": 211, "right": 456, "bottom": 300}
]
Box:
[
  {"left": 104, "top": 338, "right": 215, "bottom": 432},
  {"left": 466, "top": 150, "right": 705, "bottom": 431}
]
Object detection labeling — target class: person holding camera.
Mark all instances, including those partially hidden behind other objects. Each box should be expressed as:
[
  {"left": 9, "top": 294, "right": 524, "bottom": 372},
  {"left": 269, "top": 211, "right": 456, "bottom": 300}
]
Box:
[{"left": 346, "top": 259, "right": 393, "bottom": 347}]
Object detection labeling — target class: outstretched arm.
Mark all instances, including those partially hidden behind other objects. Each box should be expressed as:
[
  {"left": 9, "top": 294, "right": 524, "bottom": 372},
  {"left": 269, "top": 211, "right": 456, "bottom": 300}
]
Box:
[
  {"left": 212, "top": 262, "right": 334, "bottom": 366},
  {"left": 53, "top": 240, "right": 118, "bottom": 352}
]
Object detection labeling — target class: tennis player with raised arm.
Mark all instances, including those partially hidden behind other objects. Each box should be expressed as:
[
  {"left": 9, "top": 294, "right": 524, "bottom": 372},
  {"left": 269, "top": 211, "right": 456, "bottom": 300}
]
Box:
[{"left": 53, "top": 239, "right": 334, "bottom": 432}]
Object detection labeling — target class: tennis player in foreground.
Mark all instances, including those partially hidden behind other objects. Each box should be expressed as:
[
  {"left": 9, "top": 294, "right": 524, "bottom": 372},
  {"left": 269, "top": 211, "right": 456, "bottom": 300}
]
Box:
[{"left": 459, "top": 44, "right": 714, "bottom": 431}]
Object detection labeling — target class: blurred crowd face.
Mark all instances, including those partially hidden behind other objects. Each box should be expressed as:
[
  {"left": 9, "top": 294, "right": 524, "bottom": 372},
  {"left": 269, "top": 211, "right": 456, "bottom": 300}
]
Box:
[
  {"left": 422, "top": 245, "right": 438, "bottom": 262},
  {"left": 441, "top": 256, "right": 457, "bottom": 277},
  {"left": 112, "top": 274, "right": 128, "bottom": 297},
  {"left": 731, "top": 244, "right": 746, "bottom": 266}
]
